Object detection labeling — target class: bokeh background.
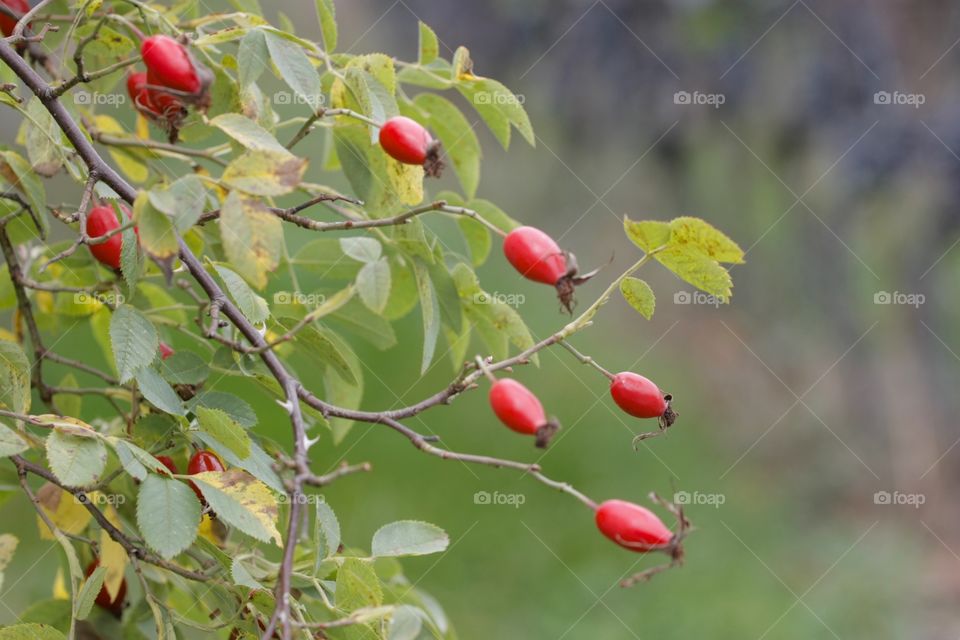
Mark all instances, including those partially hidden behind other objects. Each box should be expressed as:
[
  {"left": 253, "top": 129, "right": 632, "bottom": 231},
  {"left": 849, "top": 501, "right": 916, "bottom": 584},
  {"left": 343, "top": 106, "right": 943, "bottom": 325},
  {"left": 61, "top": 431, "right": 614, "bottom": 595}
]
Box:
[{"left": 3, "top": 0, "right": 960, "bottom": 637}]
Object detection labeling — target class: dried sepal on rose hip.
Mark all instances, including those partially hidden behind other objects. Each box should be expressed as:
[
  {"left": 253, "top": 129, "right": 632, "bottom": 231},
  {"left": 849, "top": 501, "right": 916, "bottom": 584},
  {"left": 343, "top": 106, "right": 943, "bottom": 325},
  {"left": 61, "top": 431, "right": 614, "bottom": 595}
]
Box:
[
  {"left": 502, "top": 226, "right": 602, "bottom": 313},
  {"left": 594, "top": 492, "right": 690, "bottom": 586},
  {"left": 378, "top": 116, "right": 445, "bottom": 177},
  {"left": 609, "top": 372, "right": 677, "bottom": 443},
  {"left": 140, "top": 34, "right": 214, "bottom": 110},
  {"left": 488, "top": 378, "right": 560, "bottom": 448}
]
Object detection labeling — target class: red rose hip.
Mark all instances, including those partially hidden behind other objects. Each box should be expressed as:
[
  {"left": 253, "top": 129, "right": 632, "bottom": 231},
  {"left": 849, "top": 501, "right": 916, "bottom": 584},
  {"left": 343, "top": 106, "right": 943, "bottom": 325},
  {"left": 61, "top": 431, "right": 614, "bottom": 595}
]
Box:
[
  {"left": 503, "top": 226, "right": 568, "bottom": 286},
  {"left": 155, "top": 455, "right": 178, "bottom": 475},
  {"left": 610, "top": 372, "right": 677, "bottom": 432},
  {"left": 86, "top": 205, "right": 124, "bottom": 269},
  {"left": 595, "top": 499, "right": 674, "bottom": 552},
  {"left": 158, "top": 342, "right": 175, "bottom": 361},
  {"left": 378, "top": 116, "right": 444, "bottom": 177},
  {"left": 85, "top": 560, "right": 127, "bottom": 618},
  {"left": 489, "top": 378, "right": 559, "bottom": 448},
  {"left": 188, "top": 449, "right": 225, "bottom": 500},
  {"left": 0, "top": 0, "right": 30, "bottom": 38},
  {"left": 140, "top": 35, "right": 212, "bottom": 104}
]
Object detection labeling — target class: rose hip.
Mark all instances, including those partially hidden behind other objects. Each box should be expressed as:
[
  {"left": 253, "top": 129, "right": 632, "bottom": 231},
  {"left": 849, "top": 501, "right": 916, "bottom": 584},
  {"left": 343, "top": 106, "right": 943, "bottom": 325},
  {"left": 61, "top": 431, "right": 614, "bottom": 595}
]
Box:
[
  {"left": 595, "top": 499, "right": 673, "bottom": 552},
  {"left": 187, "top": 449, "right": 225, "bottom": 501},
  {"left": 378, "top": 116, "right": 444, "bottom": 177},
  {"left": 86, "top": 205, "right": 124, "bottom": 269},
  {"left": 488, "top": 378, "right": 559, "bottom": 448},
  {"left": 85, "top": 560, "right": 126, "bottom": 618},
  {"left": 610, "top": 372, "right": 677, "bottom": 435}
]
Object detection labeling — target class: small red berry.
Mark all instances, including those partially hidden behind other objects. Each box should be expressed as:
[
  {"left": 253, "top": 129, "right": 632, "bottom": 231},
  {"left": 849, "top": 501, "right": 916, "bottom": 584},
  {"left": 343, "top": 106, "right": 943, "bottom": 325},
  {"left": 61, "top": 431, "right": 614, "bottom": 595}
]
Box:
[
  {"left": 85, "top": 560, "right": 126, "bottom": 618},
  {"left": 126, "top": 72, "right": 154, "bottom": 113},
  {"left": 503, "top": 226, "right": 568, "bottom": 285},
  {"left": 155, "top": 455, "right": 178, "bottom": 475},
  {"left": 378, "top": 116, "right": 444, "bottom": 177},
  {"left": 488, "top": 378, "right": 559, "bottom": 448},
  {"left": 610, "top": 372, "right": 677, "bottom": 431},
  {"left": 0, "top": 0, "right": 30, "bottom": 38},
  {"left": 140, "top": 35, "right": 213, "bottom": 107},
  {"left": 595, "top": 499, "right": 674, "bottom": 552},
  {"left": 86, "top": 205, "right": 124, "bottom": 269},
  {"left": 187, "top": 449, "right": 225, "bottom": 500},
  {"left": 158, "top": 342, "right": 175, "bottom": 361}
]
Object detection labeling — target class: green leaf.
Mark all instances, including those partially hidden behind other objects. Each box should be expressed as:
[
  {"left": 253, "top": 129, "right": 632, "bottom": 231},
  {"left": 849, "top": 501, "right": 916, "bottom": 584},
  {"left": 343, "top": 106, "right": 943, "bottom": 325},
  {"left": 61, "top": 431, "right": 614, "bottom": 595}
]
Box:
[
  {"left": 330, "top": 298, "right": 397, "bottom": 350},
  {"left": 137, "top": 474, "right": 201, "bottom": 559},
  {"left": 340, "top": 237, "right": 382, "bottom": 263},
  {"left": 656, "top": 246, "right": 734, "bottom": 299},
  {"left": 418, "top": 21, "right": 439, "bottom": 65},
  {"left": 23, "top": 97, "right": 63, "bottom": 177},
  {"left": 214, "top": 264, "right": 270, "bottom": 324},
  {"left": 412, "top": 260, "right": 440, "bottom": 374},
  {"left": 0, "top": 339, "right": 30, "bottom": 413},
  {"left": 119, "top": 225, "right": 142, "bottom": 292},
  {"left": 192, "top": 469, "right": 281, "bottom": 544},
  {"left": 620, "top": 277, "right": 655, "bottom": 319},
  {"left": 191, "top": 391, "right": 257, "bottom": 428},
  {"left": 221, "top": 150, "right": 307, "bottom": 196},
  {"left": 0, "top": 422, "right": 28, "bottom": 457},
  {"left": 264, "top": 30, "right": 323, "bottom": 109},
  {"left": 314, "top": 500, "right": 340, "bottom": 561},
  {"left": 196, "top": 407, "right": 251, "bottom": 459},
  {"left": 315, "top": 0, "right": 338, "bottom": 52},
  {"left": 220, "top": 191, "right": 283, "bottom": 289},
  {"left": 237, "top": 28, "right": 269, "bottom": 89},
  {"left": 0, "top": 624, "right": 66, "bottom": 640},
  {"left": 460, "top": 76, "right": 534, "bottom": 147},
  {"left": 291, "top": 238, "right": 359, "bottom": 279},
  {"left": 372, "top": 520, "right": 449, "bottom": 557},
  {"left": 0, "top": 151, "right": 47, "bottom": 241},
  {"left": 336, "top": 557, "right": 382, "bottom": 612},
  {"left": 668, "top": 216, "right": 745, "bottom": 264},
  {"left": 148, "top": 175, "right": 208, "bottom": 232},
  {"left": 294, "top": 324, "right": 359, "bottom": 386},
  {"left": 159, "top": 351, "right": 210, "bottom": 385},
  {"left": 75, "top": 565, "right": 106, "bottom": 620},
  {"left": 457, "top": 217, "right": 491, "bottom": 266},
  {"left": 134, "top": 366, "right": 186, "bottom": 416},
  {"left": 623, "top": 218, "right": 671, "bottom": 253},
  {"left": 413, "top": 93, "right": 481, "bottom": 198},
  {"left": 45, "top": 427, "right": 107, "bottom": 487},
  {"left": 108, "top": 438, "right": 147, "bottom": 481},
  {"left": 132, "top": 191, "right": 178, "bottom": 259},
  {"left": 356, "top": 258, "right": 391, "bottom": 314},
  {"left": 110, "top": 305, "right": 159, "bottom": 383},
  {"left": 467, "top": 198, "right": 519, "bottom": 233},
  {"left": 210, "top": 113, "right": 290, "bottom": 155},
  {"left": 231, "top": 557, "right": 264, "bottom": 590}
]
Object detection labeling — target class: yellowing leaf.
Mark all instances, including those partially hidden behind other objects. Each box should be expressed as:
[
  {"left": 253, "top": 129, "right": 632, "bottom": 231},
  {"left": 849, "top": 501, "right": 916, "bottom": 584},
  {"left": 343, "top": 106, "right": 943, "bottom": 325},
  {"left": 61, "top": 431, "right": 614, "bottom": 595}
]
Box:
[
  {"left": 620, "top": 277, "right": 656, "bottom": 319},
  {"left": 99, "top": 505, "right": 127, "bottom": 600},
  {"left": 220, "top": 191, "right": 282, "bottom": 289},
  {"left": 669, "top": 217, "right": 744, "bottom": 264},
  {"left": 192, "top": 469, "right": 281, "bottom": 545},
  {"left": 53, "top": 567, "right": 69, "bottom": 600},
  {"left": 221, "top": 150, "right": 307, "bottom": 197},
  {"left": 386, "top": 156, "right": 423, "bottom": 206},
  {"left": 35, "top": 483, "right": 91, "bottom": 541},
  {"left": 624, "top": 218, "right": 671, "bottom": 253},
  {"left": 94, "top": 115, "right": 149, "bottom": 183}
]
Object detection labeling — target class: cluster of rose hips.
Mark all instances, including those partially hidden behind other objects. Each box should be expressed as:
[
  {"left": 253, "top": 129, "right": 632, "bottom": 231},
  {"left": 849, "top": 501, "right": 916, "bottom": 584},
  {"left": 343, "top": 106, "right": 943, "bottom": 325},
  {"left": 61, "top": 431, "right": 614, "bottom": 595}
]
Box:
[{"left": 126, "top": 34, "right": 213, "bottom": 143}]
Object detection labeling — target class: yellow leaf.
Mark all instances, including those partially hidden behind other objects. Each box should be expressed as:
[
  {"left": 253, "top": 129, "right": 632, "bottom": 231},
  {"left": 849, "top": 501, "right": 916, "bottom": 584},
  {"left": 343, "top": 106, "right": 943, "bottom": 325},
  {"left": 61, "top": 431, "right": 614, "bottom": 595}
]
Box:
[
  {"left": 35, "top": 483, "right": 91, "bottom": 540},
  {"left": 53, "top": 567, "right": 69, "bottom": 599},
  {"left": 94, "top": 115, "right": 149, "bottom": 183},
  {"left": 220, "top": 191, "right": 282, "bottom": 289},
  {"left": 0, "top": 534, "right": 17, "bottom": 573},
  {"left": 100, "top": 505, "right": 128, "bottom": 600},
  {"left": 386, "top": 157, "right": 424, "bottom": 206},
  {"left": 197, "top": 513, "right": 226, "bottom": 545},
  {"left": 193, "top": 469, "right": 281, "bottom": 545}
]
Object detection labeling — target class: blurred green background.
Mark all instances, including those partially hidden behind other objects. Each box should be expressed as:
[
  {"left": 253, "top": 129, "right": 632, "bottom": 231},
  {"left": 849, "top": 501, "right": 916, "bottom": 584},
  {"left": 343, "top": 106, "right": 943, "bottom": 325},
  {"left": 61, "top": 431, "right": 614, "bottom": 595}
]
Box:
[{"left": 3, "top": 0, "right": 959, "bottom": 637}]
